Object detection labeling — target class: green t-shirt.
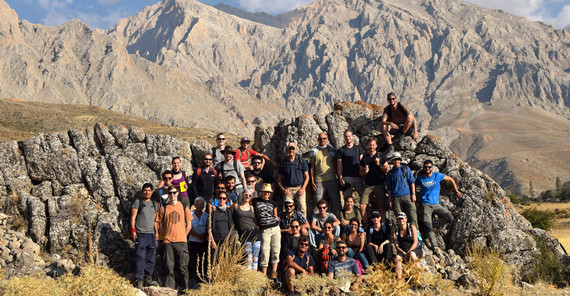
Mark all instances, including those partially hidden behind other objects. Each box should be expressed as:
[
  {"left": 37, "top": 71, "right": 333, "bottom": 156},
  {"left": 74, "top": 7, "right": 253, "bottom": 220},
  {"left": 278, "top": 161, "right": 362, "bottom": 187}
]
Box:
[{"left": 310, "top": 148, "right": 337, "bottom": 182}]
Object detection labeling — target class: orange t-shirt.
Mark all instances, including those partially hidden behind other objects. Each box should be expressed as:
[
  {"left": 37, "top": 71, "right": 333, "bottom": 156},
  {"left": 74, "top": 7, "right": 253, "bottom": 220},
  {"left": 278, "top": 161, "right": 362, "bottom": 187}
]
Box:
[{"left": 156, "top": 202, "right": 192, "bottom": 243}]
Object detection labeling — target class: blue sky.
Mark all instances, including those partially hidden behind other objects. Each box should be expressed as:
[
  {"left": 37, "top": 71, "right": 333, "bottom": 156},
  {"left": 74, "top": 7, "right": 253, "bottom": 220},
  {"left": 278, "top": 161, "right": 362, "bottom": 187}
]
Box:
[{"left": 4, "top": 0, "right": 569, "bottom": 30}]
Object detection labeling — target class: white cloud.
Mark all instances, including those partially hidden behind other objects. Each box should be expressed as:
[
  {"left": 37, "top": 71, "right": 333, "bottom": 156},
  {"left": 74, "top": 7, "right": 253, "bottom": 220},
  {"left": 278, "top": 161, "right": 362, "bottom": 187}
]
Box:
[
  {"left": 465, "top": 0, "right": 569, "bottom": 28},
  {"left": 77, "top": 10, "right": 127, "bottom": 29},
  {"left": 238, "top": 0, "right": 312, "bottom": 14}
]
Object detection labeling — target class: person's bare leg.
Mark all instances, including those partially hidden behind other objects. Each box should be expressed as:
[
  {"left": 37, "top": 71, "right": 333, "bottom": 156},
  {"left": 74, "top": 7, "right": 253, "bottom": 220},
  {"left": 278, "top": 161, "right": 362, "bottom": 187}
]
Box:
[
  {"left": 285, "top": 268, "right": 295, "bottom": 292},
  {"left": 382, "top": 125, "right": 392, "bottom": 145},
  {"left": 395, "top": 255, "right": 403, "bottom": 279},
  {"left": 261, "top": 267, "right": 267, "bottom": 275},
  {"left": 360, "top": 203, "right": 368, "bottom": 224}
]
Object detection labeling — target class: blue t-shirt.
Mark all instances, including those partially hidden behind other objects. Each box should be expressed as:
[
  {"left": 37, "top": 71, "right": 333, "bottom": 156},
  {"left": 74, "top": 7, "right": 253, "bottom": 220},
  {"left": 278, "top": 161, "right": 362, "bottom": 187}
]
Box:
[
  {"left": 287, "top": 250, "right": 315, "bottom": 270},
  {"left": 415, "top": 172, "right": 445, "bottom": 204},
  {"left": 386, "top": 165, "right": 415, "bottom": 198}
]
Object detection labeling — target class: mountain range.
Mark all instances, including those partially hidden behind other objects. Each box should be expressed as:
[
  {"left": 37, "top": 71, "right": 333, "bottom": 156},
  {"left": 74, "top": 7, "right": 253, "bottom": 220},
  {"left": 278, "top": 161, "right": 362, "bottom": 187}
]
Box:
[{"left": 0, "top": 0, "right": 568, "bottom": 193}]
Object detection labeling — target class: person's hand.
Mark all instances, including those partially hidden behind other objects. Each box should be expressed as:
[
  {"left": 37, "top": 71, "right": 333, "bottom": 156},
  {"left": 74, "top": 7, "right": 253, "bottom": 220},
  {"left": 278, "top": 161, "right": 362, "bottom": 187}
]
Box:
[
  {"left": 339, "top": 178, "right": 345, "bottom": 187},
  {"left": 375, "top": 158, "right": 380, "bottom": 166},
  {"left": 331, "top": 249, "right": 337, "bottom": 256},
  {"left": 391, "top": 123, "right": 399, "bottom": 129},
  {"left": 378, "top": 244, "right": 384, "bottom": 255},
  {"left": 312, "top": 182, "right": 317, "bottom": 192},
  {"left": 412, "top": 131, "right": 419, "bottom": 140},
  {"left": 411, "top": 194, "right": 416, "bottom": 202},
  {"left": 302, "top": 270, "right": 308, "bottom": 275},
  {"left": 388, "top": 200, "right": 392, "bottom": 209},
  {"left": 364, "top": 165, "right": 369, "bottom": 174},
  {"left": 296, "top": 188, "right": 305, "bottom": 197},
  {"left": 284, "top": 188, "right": 292, "bottom": 197},
  {"left": 456, "top": 191, "right": 463, "bottom": 199},
  {"left": 132, "top": 232, "right": 137, "bottom": 240},
  {"left": 211, "top": 241, "right": 217, "bottom": 250}
]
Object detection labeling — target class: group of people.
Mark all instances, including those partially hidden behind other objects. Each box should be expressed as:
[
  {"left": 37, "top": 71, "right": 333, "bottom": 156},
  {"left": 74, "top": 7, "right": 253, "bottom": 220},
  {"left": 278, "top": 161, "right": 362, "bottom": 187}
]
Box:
[{"left": 129, "top": 92, "right": 463, "bottom": 295}]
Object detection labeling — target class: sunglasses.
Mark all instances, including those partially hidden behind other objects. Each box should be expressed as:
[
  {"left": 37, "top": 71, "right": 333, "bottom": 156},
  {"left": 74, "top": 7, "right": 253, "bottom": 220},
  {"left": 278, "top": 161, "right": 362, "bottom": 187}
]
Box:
[
  {"left": 216, "top": 187, "right": 226, "bottom": 190},
  {"left": 168, "top": 191, "right": 177, "bottom": 195},
  {"left": 244, "top": 194, "right": 252, "bottom": 197},
  {"left": 336, "top": 246, "right": 347, "bottom": 250},
  {"left": 318, "top": 137, "right": 327, "bottom": 140},
  {"left": 253, "top": 162, "right": 262, "bottom": 164},
  {"left": 324, "top": 226, "right": 333, "bottom": 229},
  {"left": 204, "top": 158, "right": 212, "bottom": 161},
  {"left": 371, "top": 216, "right": 381, "bottom": 219},
  {"left": 318, "top": 206, "right": 327, "bottom": 210},
  {"left": 246, "top": 180, "right": 255, "bottom": 183},
  {"left": 350, "top": 224, "right": 358, "bottom": 227},
  {"left": 285, "top": 205, "right": 294, "bottom": 208},
  {"left": 288, "top": 147, "right": 296, "bottom": 151},
  {"left": 387, "top": 97, "right": 396, "bottom": 101},
  {"left": 291, "top": 225, "right": 300, "bottom": 228},
  {"left": 163, "top": 177, "right": 173, "bottom": 180},
  {"left": 299, "top": 243, "right": 309, "bottom": 247},
  {"left": 219, "top": 197, "right": 227, "bottom": 200},
  {"left": 217, "top": 138, "right": 225, "bottom": 141},
  {"left": 423, "top": 166, "right": 433, "bottom": 169}
]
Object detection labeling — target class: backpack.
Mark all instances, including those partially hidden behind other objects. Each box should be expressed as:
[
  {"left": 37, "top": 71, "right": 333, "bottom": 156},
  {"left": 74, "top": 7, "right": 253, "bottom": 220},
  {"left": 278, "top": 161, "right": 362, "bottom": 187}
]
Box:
[
  {"left": 320, "top": 245, "right": 330, "bottom": 273},
  {"left": 196, "top": 166, "right": 217, "bottom": 179},
  {"left": 217, "top": 160, "right": 239, "bottom": 181},
  {"left": 286, "top": 252, "right": 310, "bottom": 271},
  {"left": 389, "top": 165, "right": 409, "bottom": 185},
  {"left": 384, "top": 102, "right": 408, "bottom": 123},
  {"left": 136, "top": 198, "right": 158, "bottom": 216},
  {"left": 395, "top": 223, "right": 423, "bottom": 248}
]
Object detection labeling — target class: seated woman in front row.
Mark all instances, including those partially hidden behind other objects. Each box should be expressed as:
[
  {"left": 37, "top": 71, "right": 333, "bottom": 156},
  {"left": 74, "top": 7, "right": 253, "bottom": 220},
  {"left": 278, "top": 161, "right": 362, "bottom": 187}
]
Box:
[
  {"left": 393, "top": 212, "right": 422, "bottom": 279},
  {"left": 341, "top": 217, "right": 369, "bottom": 271}
]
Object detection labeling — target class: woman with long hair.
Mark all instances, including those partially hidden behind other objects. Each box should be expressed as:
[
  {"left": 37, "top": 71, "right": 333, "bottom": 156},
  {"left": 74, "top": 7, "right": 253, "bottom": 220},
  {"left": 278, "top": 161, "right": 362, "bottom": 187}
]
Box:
[
  {"left": 234, "top": 188, "right": 261, "bottom": 270},
  {"left": 317, "top": 221, "right": 340, "bottom": 273},
  {"left": 393, "top": 212, "right": 422, "bottom": 279},
  {"left": 342, "top": 217, "right": 369, "bottom": 271}
]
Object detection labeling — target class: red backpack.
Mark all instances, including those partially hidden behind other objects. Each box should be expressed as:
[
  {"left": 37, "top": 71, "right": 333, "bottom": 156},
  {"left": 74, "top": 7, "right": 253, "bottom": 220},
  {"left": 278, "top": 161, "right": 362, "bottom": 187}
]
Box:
[{"left": 320, "top": 245, "right": 330, "bottom": 273}]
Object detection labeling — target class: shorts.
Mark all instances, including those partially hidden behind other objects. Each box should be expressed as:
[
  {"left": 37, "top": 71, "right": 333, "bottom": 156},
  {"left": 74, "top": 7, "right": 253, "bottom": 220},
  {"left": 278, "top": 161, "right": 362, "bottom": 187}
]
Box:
[
  {"left": 361, "top": 185, "right": 386, "bottom": 206},
  {"left": 397, "top": 247, "right": 423, "bottom": 259},
  {"left": 389, "top": 122, "right": 415, "bottom": 136}
]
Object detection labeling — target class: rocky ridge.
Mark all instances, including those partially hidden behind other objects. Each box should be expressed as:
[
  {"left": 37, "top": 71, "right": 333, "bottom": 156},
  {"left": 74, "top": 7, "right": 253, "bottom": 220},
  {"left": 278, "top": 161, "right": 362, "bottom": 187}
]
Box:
[{"left": 0, "top": 102, "right": 565, "bottom": 284}]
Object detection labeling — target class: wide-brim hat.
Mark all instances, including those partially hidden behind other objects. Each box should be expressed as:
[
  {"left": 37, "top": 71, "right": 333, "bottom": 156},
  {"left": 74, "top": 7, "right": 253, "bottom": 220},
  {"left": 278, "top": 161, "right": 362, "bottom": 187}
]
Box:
[
  {"left": 222, "top": 146, "right": 235, "bottom": 154},
  {"left": 260, "top": 183, "right": 273, "bottom": 193}
]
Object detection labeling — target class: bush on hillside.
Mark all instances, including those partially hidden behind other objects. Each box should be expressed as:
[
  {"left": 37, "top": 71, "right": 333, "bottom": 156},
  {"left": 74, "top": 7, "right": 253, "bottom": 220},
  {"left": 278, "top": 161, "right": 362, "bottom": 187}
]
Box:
[
  {"left": 523, "top": 240, "right": 570, "bottom": 287},
  {"left": 466, "top": 244, "right": 516, "bottom": 296},
  {"left": 521, "top": 207, "right": 557, "bottom": 231}
]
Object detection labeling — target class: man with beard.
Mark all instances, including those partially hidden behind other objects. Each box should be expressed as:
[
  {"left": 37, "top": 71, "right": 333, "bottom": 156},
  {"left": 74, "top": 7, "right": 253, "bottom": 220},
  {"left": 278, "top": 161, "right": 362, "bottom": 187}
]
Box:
[{"left": 381, "top": 92, "right": 418, "bottom": 155}]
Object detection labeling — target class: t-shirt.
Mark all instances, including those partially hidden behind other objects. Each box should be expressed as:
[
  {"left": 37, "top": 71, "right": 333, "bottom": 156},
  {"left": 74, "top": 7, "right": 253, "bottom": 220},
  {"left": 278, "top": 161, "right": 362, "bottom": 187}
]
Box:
[
  {"left": 359, "top": 152, "right": 387, "bottom": 185},
  {"left": 383, "top": 102, "right": 411, "bottom": 124},
  {"left": 386, "top": 165, "right": 416, "bottom": 198},
  {"left": 327, "top": 258, "right": 361, "bottom": 291},
  {"left": 192, "top": 166, "right": 217, "bottom": 200},
  {"left": 252, "top": 198, "right": 279, "bottom": 229},
  {"left": 337, "top": 145, "right": 365, "bottom": 178},
  {"left": 366, "top": 223, "right": 391, "bottom": 245},
  {"left": 309, "top": 148, "right": 337, "bottom": 182},
  {"left": 132, "top": 199, "right": 157, "bottom": 234},
  {"left": 279, "top": 211, "right": 308, "bottom": 229},
  {"left": 251, "top": 170, "right": 276, "bottom": 193},
  {"left": 339, "top": 207, "right": 362, "bottom": 222},
  {"left": 287, "top": 250, "right": 315, "bottom": 270},
  {"left": 189, "top": 210, "right": 208, "bottom": 243},
  {"left": 156, "top": 202, "right": 192, "bottom": 243},
  {"left": 212, "top": 147, "right": 225, "bottom": 167},
  {"left": 235, "top": 148, "right": 258, "bottom": 167},
  {"left": 278, "top": 155, "right": 309, "bottom": 187},
  {"left": 415, "top": 172, "right": 445, "bottom": 205},
  {"left": 216, "top": 160, "right": 246, "bottom": 187},
  {"left": 312, "top": 213, "right": 338, "bottom": 230}
]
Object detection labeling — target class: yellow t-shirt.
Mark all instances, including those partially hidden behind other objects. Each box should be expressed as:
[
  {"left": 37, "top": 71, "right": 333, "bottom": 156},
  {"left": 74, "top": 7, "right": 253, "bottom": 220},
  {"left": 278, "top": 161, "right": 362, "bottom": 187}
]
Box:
[{"left": 310, "top": 148, "right": 337, "bottom": 182}]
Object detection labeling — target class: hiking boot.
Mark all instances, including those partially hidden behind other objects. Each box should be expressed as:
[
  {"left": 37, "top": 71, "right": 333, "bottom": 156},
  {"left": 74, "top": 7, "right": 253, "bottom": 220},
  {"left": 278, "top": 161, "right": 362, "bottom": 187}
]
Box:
[
  {"left": 144, "top": 275, "right": 158, "bottom": 287},
  {"left": 397, "top": 134, "right": 405, "bottom": 147},
  {"left": 385, "top": 144, "right": 395, "bottom": 158},
  {"left": 270, "top": 271, "right": 278, "bottom": 280},
  {"left": 135, "top": 279, "right": 144, "bottom": 290}
]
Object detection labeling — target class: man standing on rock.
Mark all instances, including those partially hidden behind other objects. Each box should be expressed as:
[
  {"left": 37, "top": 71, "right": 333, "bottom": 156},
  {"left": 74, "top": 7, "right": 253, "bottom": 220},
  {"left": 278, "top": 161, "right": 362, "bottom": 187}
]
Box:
[
  {"left": 212, "top": 133, "right": 226, "bottom": 167},
  {"left": 381, "top": 92, "right": 418, "bottom": 156},
  {"left": 359, "top": 137, "right": 390, "bottom": 224},
  {"left": 336, "top": 129, "right": 365, "bottom": 201},
  {"left": 386, "top": 152, "right": 418, "bottom": 227},
  {"left": 277, "top": 142, "right": 310, "bottom": 217},
  {"left": 155, "top": 185, "right": 193, "bottom": 291},
  {"left": 309, "top": 132, "right": 342, "bottom": 215},
  {"left": 415, "top": 160, "right": 462, "bottom": 249},
  {"left": 130, "top": 183, "right": 159, "bottom": 289}
]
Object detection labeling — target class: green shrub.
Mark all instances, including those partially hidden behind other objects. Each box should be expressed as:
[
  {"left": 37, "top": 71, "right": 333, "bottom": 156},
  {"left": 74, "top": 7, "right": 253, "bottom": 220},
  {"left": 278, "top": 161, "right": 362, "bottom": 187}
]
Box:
[
  {"left": 521, "top": 207, "right": 556, "bottom": 231},
  {"left": 508, "top": 193, "right": 520, "bottom": 204},
  {"left": 524, "top": 240, "right": 570, "bottom": 287}
]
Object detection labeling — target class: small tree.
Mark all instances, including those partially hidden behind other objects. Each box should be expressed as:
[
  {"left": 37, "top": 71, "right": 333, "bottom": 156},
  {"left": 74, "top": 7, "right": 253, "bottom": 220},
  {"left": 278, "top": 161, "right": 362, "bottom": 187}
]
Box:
[
  {"left": 556, "top": 176, "right": 562, "bottom": 193},
  {"left": 529, "top": 180, "right": 536, "bottom": 199}
]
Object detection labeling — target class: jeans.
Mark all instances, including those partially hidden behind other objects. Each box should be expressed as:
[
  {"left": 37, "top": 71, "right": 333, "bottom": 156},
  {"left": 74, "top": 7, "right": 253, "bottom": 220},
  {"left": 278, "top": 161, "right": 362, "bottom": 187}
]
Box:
[
  {"left": 134, "top": 233, "right": 156, "bottom": 280},
  {"left": 163, "top": 242, "right": 189, "bottom": 290},
  {"left": 421, "top": 203, "right": 453, "bottom": 248},
  {"left": 309, "top": 226, "right": 340, "bottom": 248},
  {"left": 347, "top": 248, "right": 369, "bottom": 269}
]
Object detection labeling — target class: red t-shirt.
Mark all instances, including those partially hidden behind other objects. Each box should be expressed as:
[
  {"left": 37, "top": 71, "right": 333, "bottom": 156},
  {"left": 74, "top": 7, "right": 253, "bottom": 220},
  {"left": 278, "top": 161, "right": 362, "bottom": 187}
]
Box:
[{"left": 234, "top": 148, "right": 257, "bottom": 167}]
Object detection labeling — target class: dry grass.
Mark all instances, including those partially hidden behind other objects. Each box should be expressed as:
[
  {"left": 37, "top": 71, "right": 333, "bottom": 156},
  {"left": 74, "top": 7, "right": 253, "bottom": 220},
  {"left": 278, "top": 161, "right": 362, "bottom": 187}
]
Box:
[
  {"left": 521, "top": 202, "right": 570, "bottom": 252},
  {"left": 466, "top": 244, "right": 515, "bottom": 296},
  {"left": 0, "top": 265, "right": 136, "bottom": 296}
]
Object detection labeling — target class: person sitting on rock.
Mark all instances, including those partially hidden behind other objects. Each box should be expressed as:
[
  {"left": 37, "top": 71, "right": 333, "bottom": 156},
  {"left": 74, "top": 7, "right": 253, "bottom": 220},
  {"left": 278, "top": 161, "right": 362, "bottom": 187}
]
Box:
[
  {"left": 285, "top": 237, "right": 315, "bottom": 295},
  {"left": 366, "top": 210, "right": 392, "bottom": 264},
  {"left": 235, "top": 136, "right": 277, "bottom": 171},
  {"left": 310, "top": 200, "right": 341, "bottom": 248},
  {"left": 341, "top": 217, "right": 369, "bottom": 271},
  {"left": 393, "top": 212, "right": 422, "bottom": 279},
  {"left": 280, "top": 198, "right": 310, "bottom": 237},
  {"left": 130, "top": 183, "right": 159, "bottom": 289},
  {"left": 381, "top": 92, "right": 418, "bottom": 155},
  {"left": 327, "top": 240, "right": 362, "bottom": 293},
  {"left": 339, "top": 195, "right": 363, "bottom": 235},
  {"left": 386, "top": 152, "right": 418, "bottom": 228},
  {"left": 415, "top": 160, "right": 463, "bottom": 249}
]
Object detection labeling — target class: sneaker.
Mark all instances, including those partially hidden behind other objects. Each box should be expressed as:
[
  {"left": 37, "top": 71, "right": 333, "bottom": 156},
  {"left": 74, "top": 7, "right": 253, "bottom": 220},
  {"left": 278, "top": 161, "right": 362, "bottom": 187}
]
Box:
[
  {"left": 397, "top": 134, "right": 405, "bottom": 147},
  {"left": 135, "top": 279, "right": 144, "bottom": 290},
  {"left": 144, "top": 275, "right": 158, "bottom": 287},
  {"left": 270, "top": 271, "right": 278, "bottom": 280},
  {"left": 386, "top": 145, "right": 395, "bottom": 158}
]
